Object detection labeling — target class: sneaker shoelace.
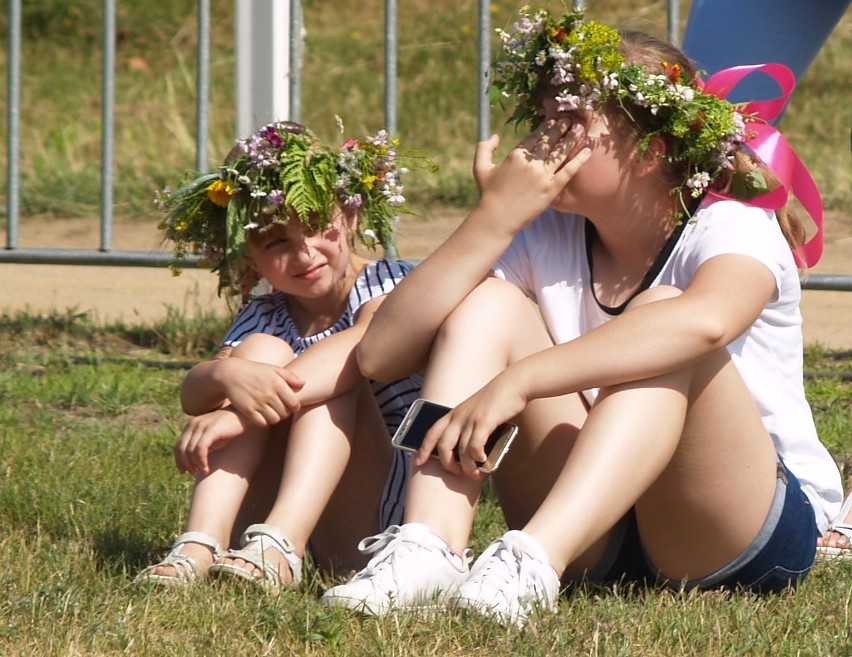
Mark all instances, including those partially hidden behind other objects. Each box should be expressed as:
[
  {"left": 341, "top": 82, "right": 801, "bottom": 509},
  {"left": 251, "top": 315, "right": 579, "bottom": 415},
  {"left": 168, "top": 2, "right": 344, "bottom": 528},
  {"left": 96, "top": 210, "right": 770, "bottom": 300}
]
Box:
[
  {"left": 352, "top": 526, "right": 425, "bottom": 585},
  {"left": 472, "top": 538, "right": 550, "bottom": 616}
]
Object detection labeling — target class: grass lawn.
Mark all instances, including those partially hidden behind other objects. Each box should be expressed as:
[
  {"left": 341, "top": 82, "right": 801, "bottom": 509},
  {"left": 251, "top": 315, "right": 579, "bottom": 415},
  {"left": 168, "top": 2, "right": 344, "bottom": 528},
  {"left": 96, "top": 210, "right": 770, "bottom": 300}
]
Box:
[{"left": 0, "top": 310, "right": 849, "bottom": 656}]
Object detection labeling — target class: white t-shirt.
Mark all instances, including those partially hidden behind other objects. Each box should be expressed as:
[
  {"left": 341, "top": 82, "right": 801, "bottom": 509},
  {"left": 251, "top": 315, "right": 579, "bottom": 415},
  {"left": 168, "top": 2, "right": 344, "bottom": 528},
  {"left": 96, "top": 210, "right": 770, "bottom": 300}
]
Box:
[{"left": 493, "top": 200, "right": 842, "bottom": 532}]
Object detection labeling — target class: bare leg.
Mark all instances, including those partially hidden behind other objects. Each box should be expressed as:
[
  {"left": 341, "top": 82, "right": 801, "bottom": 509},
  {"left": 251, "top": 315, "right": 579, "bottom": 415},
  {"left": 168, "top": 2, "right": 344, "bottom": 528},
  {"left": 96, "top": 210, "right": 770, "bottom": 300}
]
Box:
[
  {"left": 147, "top": 333, "right": 295, "bottom": 577},
  {"left": 226, "top": 333, "right": 298, "bottom": 544},
  {"left": 311, "top": 381, "right": 395, "bottom": 573},
  {"left": 230, "top": 421, "right": 286, "bottom": 545},
  {"left": 404, "top": 278, "right": 590, "bottom": 556},
  {"left": 219, "top": 380, "right": 394, "bottom": 581},
  {"left": 148, "top": 424, "right": 272, "bottom": 577},
  {"left": 523, "top": 287, "right": 779, "bottom": 580}
]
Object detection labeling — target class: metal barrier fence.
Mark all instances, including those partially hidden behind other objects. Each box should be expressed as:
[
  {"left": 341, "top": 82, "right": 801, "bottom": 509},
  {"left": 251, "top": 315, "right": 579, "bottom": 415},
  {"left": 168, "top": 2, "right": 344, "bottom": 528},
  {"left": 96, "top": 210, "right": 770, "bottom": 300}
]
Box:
[{"left": 3, "top": 0, "right": 850, "bottom": 292}]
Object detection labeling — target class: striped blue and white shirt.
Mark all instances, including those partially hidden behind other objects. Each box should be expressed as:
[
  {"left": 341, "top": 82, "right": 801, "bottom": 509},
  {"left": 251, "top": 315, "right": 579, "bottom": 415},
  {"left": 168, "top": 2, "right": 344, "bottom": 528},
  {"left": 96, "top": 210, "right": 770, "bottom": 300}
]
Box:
[{"left": 220, "top": 258, "right": 421, "bottom": 527}]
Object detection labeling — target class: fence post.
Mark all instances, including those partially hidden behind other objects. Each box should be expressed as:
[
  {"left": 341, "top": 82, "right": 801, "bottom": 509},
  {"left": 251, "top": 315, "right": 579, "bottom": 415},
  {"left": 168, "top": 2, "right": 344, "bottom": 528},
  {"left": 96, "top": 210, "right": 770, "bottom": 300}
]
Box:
[
  {"left": 477, "top": 0, "right": 490, "bottom": 142},
  {"left": 100, "top": 0, "right": 116, "bottom": 252},
  {"left": 235, "top": 0, "right": 292, "bottom": 137},
  {"left": 5, "top": 0, "right": 21, "bottom": 249},
  {"left": 196, "top": 0, "right": 211, "bottom": 170}
]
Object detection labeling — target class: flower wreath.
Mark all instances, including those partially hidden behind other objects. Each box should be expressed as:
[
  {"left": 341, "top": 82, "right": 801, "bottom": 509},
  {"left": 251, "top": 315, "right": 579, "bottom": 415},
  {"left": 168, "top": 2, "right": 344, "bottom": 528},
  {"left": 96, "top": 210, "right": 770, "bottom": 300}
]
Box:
[
  {"left": 157, "top": 121, "right": 435, "bottom": 302},
  {"left": 491, "top": 5, "right": 762, "bottom": 216}
]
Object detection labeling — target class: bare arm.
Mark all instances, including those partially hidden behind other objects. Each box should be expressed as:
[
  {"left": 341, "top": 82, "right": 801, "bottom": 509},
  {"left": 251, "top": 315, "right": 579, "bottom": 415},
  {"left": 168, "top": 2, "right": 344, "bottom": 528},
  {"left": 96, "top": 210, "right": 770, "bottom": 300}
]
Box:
[
  {"left": 359, "top": 119, "right": 591, "bottom": 381},
  {"left": 282, "top": 296, "right": 385, "bottom": 404},
  {"left": 179, "top": 347, "right": 303, "bottom": 419},
  {"left": 510, "top": 254, "right": 775, "bottom": 399},
  {"left": 424, "top": 254, "right": 777, "bottom": 475},
  {"left": 180, "top": 295, "right": 387, "bottom": 421}
]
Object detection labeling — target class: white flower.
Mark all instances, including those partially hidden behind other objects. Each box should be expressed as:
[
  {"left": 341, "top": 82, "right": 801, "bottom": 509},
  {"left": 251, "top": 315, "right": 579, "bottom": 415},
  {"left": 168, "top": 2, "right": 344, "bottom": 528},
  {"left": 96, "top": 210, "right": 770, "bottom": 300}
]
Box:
[
  {"left": 686, "top": 171, "right": 711, "bottom": 197},
  {"left": 339, "top": 148, "right": 358, "bottom": 166},
  {"left": 732, "top": 112, "right": 747, "bottom": 141},
  {"left": 551, "top": 63, "right": 574, "bottom": 85},
  {"left": 602, "top": 72, "right": 619, "bottom": 91},
  {"left": 556, "top": 93, "right": 581, "bottom": 111},
  {"left": 366, "top": 130, "right": 388, "bottom": 145},
  {"left": 385, "top": 191, "right": 405, "bottom": 206}
]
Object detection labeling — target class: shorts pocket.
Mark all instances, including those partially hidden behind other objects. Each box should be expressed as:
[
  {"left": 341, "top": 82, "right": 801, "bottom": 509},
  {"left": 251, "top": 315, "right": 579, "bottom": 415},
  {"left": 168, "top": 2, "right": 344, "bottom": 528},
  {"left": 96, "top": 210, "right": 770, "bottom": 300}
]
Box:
[{"left": 743, "top": 564, "right": 813, "bottom": 594}]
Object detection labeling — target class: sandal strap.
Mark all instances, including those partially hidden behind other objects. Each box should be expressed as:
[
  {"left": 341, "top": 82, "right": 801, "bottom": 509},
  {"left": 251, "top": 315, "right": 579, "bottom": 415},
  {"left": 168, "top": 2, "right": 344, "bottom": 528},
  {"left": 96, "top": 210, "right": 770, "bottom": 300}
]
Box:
[
  {"left": 243, "top": 523, "right": 302, "bottom": 585},
  {"left": 834, "top": 491, "right": 852, "bottom": 523},
  {"left": 135, "top": 531, "right": 222, "bottom": 585},
  {"left": 173, "top": 531, "right": 223, "bottom": 556},
  {"left": 827, "top": 522, "right": 852, "bottom": 540},
  {"left": 214, "top": 523, "right": 302, "bottom": 589},
  {"left": 825, "top": 491, "right": 852, "bottom": 542}
]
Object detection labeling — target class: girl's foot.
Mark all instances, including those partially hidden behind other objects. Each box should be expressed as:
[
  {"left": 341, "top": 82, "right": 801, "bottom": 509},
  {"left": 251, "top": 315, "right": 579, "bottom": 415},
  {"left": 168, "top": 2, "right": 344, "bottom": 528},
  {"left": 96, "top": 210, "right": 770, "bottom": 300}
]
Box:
[
  {"left": 320, "top": 523, "right": 472, "bottom": 615},
  {"left": 816, "top": 492, "right": 852, "bottom": 561},
  {"left": 208, "top": 523, "right": 303, "bottom": 592},
  {"left": 452, "top": 530, "right": 560, "bottom": 627},
  {"left": 135, "top": 532, "right": 223, "bottom": 586}
]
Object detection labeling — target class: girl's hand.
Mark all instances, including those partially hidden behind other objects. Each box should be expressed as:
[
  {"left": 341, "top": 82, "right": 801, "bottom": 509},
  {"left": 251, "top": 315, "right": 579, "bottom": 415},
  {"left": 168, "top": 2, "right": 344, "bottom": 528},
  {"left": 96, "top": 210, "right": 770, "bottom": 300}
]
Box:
[
  {"left": 217, "top": 358, "right": 304, "bottom": 426},
  {"left": 473, "top": 119, "right": 591, "bottom": 231},
  {"left": 173, "top": 407, "right": 251, "bottom": 476},
  {"left": 415, "top": 371, "right": 529, "bottom": 479}
]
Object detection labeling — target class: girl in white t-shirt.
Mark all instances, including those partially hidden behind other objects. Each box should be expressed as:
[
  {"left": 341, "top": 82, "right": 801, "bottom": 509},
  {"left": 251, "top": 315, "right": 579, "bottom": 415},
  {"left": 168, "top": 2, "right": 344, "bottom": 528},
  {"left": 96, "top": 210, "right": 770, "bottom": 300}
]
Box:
[
  {"left": 135, "top": 122, "right": 424, "bottom": 591},
  {"left": 321, "top": 8, "right": 843, "bottom": 624}
]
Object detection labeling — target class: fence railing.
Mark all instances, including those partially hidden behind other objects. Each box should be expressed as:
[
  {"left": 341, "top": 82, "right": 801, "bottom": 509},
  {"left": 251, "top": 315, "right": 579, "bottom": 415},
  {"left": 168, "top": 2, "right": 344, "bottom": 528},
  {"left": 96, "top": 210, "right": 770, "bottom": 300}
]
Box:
[{"left": 2, "top": 0, "right": 849, "bottom": 292}]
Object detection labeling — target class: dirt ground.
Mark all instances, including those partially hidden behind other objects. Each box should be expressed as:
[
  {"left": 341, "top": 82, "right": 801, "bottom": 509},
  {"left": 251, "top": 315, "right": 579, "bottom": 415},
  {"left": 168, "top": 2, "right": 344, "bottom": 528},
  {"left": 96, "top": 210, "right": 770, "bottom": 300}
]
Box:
[{"left": 1, "top": 207, "right": 850, "bottom": 349}]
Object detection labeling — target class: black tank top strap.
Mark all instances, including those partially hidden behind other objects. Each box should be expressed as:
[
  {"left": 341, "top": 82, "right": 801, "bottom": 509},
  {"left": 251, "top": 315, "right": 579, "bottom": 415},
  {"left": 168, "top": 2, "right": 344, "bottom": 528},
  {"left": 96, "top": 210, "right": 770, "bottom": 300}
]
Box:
[{"left": 585, "top": 218, "right": 687, "bottom": 316}]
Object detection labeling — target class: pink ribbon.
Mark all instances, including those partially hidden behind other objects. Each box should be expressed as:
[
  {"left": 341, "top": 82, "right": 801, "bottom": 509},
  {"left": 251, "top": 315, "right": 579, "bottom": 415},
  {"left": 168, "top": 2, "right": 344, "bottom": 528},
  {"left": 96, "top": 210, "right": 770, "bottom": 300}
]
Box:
[{"left": 701, "top": 64, "right": 824, "bottom": 268}]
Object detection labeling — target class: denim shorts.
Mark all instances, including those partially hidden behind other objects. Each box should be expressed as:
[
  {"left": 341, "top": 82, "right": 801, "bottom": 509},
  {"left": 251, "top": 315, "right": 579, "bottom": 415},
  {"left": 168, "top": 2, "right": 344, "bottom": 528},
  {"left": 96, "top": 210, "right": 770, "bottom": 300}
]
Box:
[{"left": 583, "top": 460, "right": 818, "bottom": 594}]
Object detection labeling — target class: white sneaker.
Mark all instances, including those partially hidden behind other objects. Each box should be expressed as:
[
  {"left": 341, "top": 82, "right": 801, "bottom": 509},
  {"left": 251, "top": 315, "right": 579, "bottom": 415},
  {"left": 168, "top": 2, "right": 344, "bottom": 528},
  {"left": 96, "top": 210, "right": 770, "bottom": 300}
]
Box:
[
  {"left": 320, "top": 523, "right": 472, "bottom": 615},
  {"left": 452, "top": 530, "right": 560, "bottom": 626}
]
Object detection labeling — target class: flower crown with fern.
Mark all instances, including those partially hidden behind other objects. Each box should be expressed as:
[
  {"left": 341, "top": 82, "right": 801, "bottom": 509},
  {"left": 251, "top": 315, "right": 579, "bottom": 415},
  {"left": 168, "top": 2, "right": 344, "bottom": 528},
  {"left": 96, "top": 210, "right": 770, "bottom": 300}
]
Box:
[
  {"left": 492, "top": 6, "right": 758, "bottom": 215},
  {"left": 157, "top": 121, "right": 433, "bottom": 301}
]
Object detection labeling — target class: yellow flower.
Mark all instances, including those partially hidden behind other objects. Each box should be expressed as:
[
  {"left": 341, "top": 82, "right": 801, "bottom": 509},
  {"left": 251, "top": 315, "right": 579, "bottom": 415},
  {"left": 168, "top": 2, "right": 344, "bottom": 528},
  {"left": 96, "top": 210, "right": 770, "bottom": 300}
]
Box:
[
  {"left": 362, "top": 175, "right": 378, "bottom": 190},
  {"left": 207, "top": 180, "right": 235, "bottom": 207}
]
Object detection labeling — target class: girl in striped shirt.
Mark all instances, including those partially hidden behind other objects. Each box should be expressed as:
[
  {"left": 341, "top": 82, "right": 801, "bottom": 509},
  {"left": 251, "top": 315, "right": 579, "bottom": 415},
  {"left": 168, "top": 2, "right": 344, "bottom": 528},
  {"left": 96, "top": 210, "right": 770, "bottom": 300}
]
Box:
[{"left": 136, "top": 121, "right": 425, "bottom": 591}]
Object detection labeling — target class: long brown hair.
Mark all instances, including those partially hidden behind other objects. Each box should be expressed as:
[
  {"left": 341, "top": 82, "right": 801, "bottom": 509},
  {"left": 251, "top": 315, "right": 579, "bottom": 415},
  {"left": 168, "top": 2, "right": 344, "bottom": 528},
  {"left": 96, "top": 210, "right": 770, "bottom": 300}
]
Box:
[{"left": 615, "top": 30, "right": 806, "bottom": 255}]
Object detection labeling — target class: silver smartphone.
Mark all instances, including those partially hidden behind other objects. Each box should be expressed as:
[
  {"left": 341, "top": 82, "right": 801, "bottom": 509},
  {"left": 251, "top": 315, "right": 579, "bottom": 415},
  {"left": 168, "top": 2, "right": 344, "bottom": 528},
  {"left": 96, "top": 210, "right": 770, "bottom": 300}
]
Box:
[{"left": 391, "top": 399, "right": 518, "bottom": 473}]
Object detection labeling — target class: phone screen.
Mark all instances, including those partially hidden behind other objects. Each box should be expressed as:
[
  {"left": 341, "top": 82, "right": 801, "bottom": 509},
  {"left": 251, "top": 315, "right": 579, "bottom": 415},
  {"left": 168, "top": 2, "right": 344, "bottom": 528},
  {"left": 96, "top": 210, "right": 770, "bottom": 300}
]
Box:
[{"left": 394, "top": 400, "right": 515, "bottom": 468}]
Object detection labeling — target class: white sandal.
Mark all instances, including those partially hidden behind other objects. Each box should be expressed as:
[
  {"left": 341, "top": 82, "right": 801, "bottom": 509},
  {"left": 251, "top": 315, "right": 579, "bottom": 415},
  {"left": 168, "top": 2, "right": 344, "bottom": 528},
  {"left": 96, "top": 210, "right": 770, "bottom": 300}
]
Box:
[
  {"left": 817, "top": 492, "right": 852, "bottom": 562},
  {"left": 208, "top": 523, "right": 303, "bottom": 593},
  {"left": 135, "top": 531, "right": 223, "bottom": 586}
]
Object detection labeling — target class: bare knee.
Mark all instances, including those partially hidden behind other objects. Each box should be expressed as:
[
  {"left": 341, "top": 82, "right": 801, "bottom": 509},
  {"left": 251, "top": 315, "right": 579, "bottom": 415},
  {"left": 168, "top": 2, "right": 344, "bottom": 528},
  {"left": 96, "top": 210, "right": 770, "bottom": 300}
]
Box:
[
  {"left": 231, "top": 333, "right": 295, "bottom": 366},
  {"left": 436, "top": 278, "right": 552, "bottom": 360}
]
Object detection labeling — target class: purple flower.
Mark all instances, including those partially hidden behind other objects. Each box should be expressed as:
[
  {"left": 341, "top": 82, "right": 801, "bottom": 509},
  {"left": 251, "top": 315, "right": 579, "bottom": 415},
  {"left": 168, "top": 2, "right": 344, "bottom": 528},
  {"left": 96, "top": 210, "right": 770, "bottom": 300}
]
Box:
[
  {"left": 343, "top": 193, "right": 363, "bottom": 208},
  {"left": 267, "top": 189, "right": 285, "bottom": 206},
  {"left": 263, "top": 124, "right": 285, "bottom": 149}
]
